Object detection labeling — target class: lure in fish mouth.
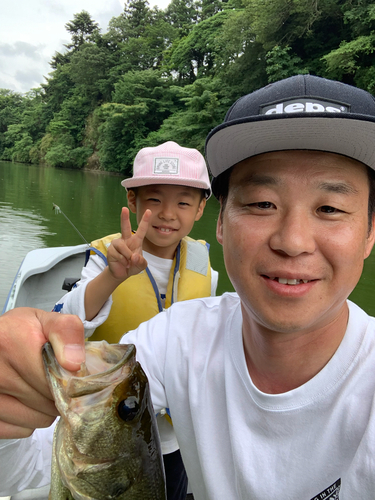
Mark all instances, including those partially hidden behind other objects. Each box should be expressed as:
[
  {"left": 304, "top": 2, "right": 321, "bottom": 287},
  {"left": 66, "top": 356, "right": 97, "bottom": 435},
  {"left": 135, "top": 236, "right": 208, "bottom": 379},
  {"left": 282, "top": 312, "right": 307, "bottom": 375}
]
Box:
[{"left": 42, "top": 340, "right": 166, "bottom": 500}]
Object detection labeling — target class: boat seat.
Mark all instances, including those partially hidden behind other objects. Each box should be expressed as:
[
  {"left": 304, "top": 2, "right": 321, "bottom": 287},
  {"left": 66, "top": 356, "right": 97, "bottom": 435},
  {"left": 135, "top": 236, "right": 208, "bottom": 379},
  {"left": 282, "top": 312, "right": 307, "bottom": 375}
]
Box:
[{"left": 62, "top": 278, "right": 80, "bottom": 292}]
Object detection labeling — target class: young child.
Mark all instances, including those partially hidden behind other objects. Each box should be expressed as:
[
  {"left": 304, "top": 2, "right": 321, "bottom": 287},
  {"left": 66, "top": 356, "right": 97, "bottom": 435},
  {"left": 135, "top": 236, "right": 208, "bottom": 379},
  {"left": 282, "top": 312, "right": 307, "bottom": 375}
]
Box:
[{"left": 54, "top": 141, "right": 218, "bottom": 500}]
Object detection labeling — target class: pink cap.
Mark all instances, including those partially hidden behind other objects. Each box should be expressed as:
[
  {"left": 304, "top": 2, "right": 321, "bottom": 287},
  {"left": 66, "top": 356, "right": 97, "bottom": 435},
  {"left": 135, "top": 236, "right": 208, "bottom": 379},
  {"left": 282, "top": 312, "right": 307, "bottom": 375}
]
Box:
[{"left": 121, "top": 141, "right": 211, "bottom": 198}]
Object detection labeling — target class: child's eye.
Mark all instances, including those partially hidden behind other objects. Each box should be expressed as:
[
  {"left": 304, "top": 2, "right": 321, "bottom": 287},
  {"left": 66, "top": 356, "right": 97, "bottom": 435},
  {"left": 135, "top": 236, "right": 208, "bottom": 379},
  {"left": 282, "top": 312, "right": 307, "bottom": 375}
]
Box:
[
  {"left": 148, "top": 198, "right": 160, "bottom": 203},
  {"left": 179, "top": 202, "right": 190, "bottom": 206}
]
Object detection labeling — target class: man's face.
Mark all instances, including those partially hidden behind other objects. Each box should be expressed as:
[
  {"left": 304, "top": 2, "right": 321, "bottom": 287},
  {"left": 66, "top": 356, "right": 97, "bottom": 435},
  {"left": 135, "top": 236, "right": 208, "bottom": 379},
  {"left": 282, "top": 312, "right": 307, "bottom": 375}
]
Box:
[{"left": 216, "top": 150, "right": 375, "bottom": 335}]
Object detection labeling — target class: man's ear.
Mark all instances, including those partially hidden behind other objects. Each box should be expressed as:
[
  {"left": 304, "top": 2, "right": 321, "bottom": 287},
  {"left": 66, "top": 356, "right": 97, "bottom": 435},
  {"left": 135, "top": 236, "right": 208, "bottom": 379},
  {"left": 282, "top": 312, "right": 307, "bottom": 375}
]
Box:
[
  {"left": 194, "top": 197, "right": 206, "bottom": 222},
  {"left": 127, "top": 190, "right": 137, "bottom": 214},
  {"left": 365, "top": 213, "right": 375, "bottom": 259},
  {"left": 216, "top": 204, "right": 224, "bottom": 246}
]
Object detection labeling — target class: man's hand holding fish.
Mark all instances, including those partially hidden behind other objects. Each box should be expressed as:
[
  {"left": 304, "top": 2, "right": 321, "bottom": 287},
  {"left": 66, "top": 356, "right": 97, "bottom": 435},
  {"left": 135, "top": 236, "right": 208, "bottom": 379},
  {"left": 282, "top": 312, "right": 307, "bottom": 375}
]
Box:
[{"left": 0, "top": 308, "right": 84, "bottom": 439}]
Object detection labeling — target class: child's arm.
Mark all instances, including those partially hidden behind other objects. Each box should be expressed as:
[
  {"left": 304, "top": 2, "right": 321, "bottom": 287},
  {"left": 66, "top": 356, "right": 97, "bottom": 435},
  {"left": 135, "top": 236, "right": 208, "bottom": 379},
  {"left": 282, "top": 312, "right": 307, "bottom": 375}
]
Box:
[{"left": 84, "top": 207, "right": 151, "bottom": 321}]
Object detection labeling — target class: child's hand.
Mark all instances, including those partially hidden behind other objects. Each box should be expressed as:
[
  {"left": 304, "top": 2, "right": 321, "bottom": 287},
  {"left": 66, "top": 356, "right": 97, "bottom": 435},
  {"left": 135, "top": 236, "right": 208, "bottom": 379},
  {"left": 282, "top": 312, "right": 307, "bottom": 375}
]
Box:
[{"left": 107, "top": 207, "right": 151, "bottom": 281}]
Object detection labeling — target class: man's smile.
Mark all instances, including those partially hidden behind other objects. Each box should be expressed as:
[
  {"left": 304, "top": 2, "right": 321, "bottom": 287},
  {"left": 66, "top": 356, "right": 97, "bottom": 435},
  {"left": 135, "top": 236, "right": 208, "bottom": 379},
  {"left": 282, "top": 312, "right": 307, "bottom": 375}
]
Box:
[
  {"left": 261, "top": 273, "right": 315, "bottom": 285},
  {"left": 271, "top": 277, "right": 311, "bottom": 285}
]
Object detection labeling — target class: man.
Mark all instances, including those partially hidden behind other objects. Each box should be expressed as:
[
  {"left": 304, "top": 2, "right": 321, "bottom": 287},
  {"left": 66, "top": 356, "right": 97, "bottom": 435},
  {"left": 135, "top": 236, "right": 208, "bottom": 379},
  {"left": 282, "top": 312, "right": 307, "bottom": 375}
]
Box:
[{"left": 2, "top": 74, "right": 375, "bottom": 498}]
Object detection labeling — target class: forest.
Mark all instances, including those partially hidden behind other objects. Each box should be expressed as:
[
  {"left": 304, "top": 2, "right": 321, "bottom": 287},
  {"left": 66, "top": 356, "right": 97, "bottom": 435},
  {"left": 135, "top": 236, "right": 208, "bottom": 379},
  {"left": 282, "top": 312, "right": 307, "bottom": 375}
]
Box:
[{"left": 1, "top": 0, "right": 374, "bottom": 176}]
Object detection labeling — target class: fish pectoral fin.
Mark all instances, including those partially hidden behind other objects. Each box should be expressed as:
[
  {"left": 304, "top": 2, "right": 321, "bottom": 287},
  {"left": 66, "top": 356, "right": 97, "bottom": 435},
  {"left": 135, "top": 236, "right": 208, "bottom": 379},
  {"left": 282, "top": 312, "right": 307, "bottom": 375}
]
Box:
[
  {"left": 78, "top": 461, "right": 111, "bottom": 474},
  {"left": 74, "top": 467, "right": 132, "bottom": 498}
]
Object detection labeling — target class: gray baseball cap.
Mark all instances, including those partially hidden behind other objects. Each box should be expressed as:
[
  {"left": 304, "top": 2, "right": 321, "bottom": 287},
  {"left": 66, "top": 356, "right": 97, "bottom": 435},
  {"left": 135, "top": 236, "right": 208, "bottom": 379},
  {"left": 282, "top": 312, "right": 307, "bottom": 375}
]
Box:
[{"left": 206, "top": 75, "right": 375, "bottom": 197}]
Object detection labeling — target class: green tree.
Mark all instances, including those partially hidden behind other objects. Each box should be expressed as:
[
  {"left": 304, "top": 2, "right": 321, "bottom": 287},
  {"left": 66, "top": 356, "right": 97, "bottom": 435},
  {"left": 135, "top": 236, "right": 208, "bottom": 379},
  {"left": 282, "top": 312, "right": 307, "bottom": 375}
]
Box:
[
  {"left": 266, "top": 45, "right": 308, "bottom": 82},
  {"left": 165, "top": 0, "right": 199, "bottom": 36},
  {"left": 38, "top": 90, "right": 94, "bottom": 168},
  {"left": 108, "top": 0, "right": 152, "bottom": 41},
  {"left": 42, "top": 65, "right": 75, "bottom": 116},
  {"left": 106, "top": 1, "right": 175, "bottom": 78},
  {"left": 323, "top": 1, "right": 375, "bottom": 90},
  {"left": 95, "top": 70, "right": 177, "bottom": 173},
  {"left": 22, "top": 88, "right": 52, "bottom": 143},
  {"left": 199, "top": 0, "right": 226, "bottom": 21},
  {"left": 0, "top": 90, "right": 27, "bottom": 159},
  {"left": 167, "top": 9, "right": 232, "bottom": 82},
  {"left": 68, "top": 44, "right": 115, "bottom": 102},
  {"left": 10, "top": 132, "right": 34, "bottom": 163},
  {"left": 65, "top": 10, "right": 100, "bottom": 50},
  {"left": 2, "top": 124, "right": 33, "bottom": 162},
  {"left": 50, "top": 51, "right": 71, "bottom": 69},
  {"left": 146, "top": 77, "right": 229, "bottom": 152},
  {"left": 43, "top": 120, "right": 92, "bottom": 169},
  {"left": 42, "top": 12, "right": 103, "bottom": 116}
]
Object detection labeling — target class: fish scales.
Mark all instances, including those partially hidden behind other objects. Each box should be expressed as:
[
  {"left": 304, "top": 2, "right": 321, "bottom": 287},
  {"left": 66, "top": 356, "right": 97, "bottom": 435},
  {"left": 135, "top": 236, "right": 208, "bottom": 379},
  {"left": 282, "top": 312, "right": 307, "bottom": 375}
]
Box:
[{"left": 42, "top": 341, "right": 166, "bottom": 500}]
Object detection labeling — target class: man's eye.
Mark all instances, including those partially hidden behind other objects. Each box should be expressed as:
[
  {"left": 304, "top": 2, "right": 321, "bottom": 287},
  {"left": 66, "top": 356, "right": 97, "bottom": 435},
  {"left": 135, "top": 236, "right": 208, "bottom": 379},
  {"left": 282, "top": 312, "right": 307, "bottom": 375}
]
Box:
[
  {"left": 253, "top": 201, "right": 274, "bottom": 209},
  {"left": 319, "top": 205, "right": 339, "bottom": 214}
]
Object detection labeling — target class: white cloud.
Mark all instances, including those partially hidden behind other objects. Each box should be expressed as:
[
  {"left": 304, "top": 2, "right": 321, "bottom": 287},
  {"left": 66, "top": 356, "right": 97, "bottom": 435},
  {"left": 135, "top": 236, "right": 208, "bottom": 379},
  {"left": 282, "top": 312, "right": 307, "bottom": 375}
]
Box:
[
  {"left": 0, "top": 41, "right": 44, "bottom": 60},
  {"left": 0, "top": 0, "right": 171, "bottom": 93}
]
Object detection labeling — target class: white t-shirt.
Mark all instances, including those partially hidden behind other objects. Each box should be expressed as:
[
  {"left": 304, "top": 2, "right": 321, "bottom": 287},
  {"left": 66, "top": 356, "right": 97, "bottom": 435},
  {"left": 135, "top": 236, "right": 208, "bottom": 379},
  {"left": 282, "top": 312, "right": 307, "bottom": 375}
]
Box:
[
  {"left": 2, "top": 297, "right": 375, "bottom": 499},
  {"left": 143, "top": 251, "right": 173, "bottom": 307},
  {"left": 118, "top": 295, "right": 375, "bottom": 499}
]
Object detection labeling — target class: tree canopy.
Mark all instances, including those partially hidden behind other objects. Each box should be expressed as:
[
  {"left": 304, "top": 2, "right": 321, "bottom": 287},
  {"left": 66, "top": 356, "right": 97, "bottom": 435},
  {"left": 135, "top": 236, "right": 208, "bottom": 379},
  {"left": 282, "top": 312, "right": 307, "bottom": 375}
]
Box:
[{"left": 1, "top": 0, "right": 375, "bottom": 176}]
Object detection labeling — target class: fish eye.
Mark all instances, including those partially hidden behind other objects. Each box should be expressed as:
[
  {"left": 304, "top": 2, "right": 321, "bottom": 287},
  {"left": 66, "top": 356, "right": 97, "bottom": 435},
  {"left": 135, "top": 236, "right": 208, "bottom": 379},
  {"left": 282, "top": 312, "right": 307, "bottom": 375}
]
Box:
[{"left": 118, "top": 397, "right": 140, "bottom": 421}]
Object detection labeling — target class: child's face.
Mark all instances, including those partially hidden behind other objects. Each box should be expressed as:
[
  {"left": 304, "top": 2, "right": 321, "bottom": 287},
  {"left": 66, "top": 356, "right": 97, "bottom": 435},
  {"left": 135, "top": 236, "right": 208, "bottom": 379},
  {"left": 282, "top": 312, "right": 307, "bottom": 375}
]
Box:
[{"left": 128, "top": 184, "right": 206, "bottom": 259}]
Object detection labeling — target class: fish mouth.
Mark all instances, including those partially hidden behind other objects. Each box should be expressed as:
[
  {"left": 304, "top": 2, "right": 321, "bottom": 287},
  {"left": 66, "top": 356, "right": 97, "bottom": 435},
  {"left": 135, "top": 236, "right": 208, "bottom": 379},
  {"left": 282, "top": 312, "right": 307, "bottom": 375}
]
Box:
[{"left": 42, "top": 341, "right": 137, "bottom": 397}]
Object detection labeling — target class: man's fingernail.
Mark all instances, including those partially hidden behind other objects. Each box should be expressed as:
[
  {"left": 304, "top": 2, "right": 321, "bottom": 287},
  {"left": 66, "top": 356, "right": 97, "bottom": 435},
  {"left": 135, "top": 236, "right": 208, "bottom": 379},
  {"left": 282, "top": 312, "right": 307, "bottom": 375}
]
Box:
[{"left": 63, "top": 344, "right": 85, "bottom": 365}]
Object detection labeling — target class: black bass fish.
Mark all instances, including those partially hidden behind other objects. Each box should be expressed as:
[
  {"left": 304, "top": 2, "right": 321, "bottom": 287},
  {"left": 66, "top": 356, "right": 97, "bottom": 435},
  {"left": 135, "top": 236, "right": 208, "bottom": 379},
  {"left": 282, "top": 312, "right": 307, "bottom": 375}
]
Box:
[{"left": 42, "top": 340, "right": 166, "bottom": 500}]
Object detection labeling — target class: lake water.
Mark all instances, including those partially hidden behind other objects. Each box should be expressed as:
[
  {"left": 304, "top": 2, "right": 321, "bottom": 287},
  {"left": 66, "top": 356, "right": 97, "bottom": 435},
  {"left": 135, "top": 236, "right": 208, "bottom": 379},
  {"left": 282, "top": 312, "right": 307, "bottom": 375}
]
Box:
[
  {"left": 0, "top": 160, "right": 233, "bottom": 311},
  {"left": 1, "top": 160, "right": 375, "bottom": 316}
]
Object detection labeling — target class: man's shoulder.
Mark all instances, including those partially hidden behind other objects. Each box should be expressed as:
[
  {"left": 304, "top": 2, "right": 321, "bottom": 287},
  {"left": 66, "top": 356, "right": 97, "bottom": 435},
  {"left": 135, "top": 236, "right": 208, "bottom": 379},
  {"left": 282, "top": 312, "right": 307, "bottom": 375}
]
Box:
[
  {"left": 160, "top": 293, "right": 241, "bottom": 351},
  {"left": 347, "top": 299, "right": 375, "bottom": 325},
  {"left": 168, "top": 292, "right": 240, "bottom": 319}
]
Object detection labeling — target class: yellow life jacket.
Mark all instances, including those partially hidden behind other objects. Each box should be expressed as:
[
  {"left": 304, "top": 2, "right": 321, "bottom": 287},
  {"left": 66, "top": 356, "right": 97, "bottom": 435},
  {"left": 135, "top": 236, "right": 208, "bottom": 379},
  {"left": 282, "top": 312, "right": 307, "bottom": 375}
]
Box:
[{"left": 87, "top": 234, "right": 212, "bottom": 343}]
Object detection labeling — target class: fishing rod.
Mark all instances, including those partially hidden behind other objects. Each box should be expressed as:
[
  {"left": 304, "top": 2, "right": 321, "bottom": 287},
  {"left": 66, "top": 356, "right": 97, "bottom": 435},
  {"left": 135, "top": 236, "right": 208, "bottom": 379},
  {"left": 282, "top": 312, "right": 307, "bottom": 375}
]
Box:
[{"left": 52, "top": 203, "right": 89, "bottom": 246}]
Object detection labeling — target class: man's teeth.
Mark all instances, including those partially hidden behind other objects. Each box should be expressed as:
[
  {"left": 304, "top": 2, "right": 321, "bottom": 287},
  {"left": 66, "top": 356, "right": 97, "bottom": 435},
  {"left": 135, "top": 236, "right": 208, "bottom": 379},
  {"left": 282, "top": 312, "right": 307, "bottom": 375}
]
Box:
[{"left": 276, "top": 278, "right": 309, "bottom": 285}]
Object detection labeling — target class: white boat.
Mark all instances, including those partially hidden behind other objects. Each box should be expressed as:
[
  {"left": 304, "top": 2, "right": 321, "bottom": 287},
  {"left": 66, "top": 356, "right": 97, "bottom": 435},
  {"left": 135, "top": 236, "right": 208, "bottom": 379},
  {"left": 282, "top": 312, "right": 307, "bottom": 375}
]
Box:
[{"left": 2, "top": 243, "right": 88, "bottom": 314}]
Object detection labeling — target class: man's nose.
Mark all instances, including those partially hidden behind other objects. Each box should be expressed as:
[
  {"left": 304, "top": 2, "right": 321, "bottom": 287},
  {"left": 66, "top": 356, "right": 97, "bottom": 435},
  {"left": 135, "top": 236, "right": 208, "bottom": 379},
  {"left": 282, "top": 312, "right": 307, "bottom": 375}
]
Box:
[{"left": 269, "top": 210, "right": 316, "bottom": 256}]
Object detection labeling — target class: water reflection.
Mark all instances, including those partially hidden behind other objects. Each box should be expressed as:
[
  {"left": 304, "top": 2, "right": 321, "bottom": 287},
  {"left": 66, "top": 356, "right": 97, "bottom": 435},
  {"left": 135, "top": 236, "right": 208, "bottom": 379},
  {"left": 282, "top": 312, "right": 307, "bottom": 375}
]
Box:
[{"left": 0, "top": 201, "right": 56, "bottom": 299}]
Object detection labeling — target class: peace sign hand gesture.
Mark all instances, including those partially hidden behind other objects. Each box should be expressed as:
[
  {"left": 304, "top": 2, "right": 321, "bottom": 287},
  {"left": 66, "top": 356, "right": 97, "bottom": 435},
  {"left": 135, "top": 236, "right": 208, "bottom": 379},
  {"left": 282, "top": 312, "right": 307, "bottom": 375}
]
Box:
[
  {"left": 84, "top": 207, "right": 151, "bottom": 322},
  {"left": 107, "top": 207, "right": 151, "bottom": 282}
]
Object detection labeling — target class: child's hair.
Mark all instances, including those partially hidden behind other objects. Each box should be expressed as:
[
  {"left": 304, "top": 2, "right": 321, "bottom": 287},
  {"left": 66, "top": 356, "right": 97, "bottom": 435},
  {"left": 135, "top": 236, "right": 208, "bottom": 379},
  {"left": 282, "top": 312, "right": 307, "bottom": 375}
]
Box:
[{"left": 128, "top": 186, "right": 207, "bottom": 201}]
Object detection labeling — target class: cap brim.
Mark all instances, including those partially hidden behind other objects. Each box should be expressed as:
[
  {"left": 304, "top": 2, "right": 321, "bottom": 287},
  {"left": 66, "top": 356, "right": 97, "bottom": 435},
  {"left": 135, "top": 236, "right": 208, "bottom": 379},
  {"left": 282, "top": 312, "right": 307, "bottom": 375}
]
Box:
[
  {"left": 121, "top": 177, "right": 211, "bottom": 199},
  {"left": 206, "top": 113, "right": 375, "bottom": 178}
]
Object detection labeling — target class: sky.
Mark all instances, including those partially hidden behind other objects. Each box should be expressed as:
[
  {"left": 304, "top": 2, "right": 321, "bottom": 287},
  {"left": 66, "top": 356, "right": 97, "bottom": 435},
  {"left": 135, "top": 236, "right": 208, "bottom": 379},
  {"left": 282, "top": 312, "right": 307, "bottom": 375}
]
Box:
[{"left": 0, "top": 0, "right": 171, "bottom": 94}]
